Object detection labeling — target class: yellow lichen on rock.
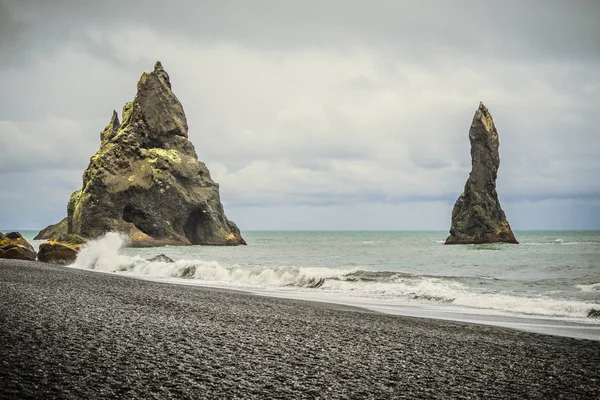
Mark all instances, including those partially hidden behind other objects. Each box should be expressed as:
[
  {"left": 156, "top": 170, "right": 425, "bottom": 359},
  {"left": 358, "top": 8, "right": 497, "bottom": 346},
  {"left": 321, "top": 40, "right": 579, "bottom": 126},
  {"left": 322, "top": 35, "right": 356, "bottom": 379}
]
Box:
[
  {"left": 130, "top": 230, "right": 152, "bottom": 242},
  {"left": 68, "top": 190, "right": 89, "bottom": 233},
  {"left": 121, "top": 102, "right": 134, "bottom": 129},
  {"left": 0, "top": 232, "right": 37, "bottom": 260},
  {"left": 37, "top": 61, "right": 246, "bottom": 247},
  {"left": 142, "top": 148, "right": 182, "bottom": 164},
  {"left": 477, "top": 102, "right": 496, "bottom": 134},
  {"left": 38, "top": 234, "right": 87, "bottom": 264},
  {"left": 106, "top": 162, "right": 153, "bottom": 192},
  {"left": 138, "top": 72, "right": 149, "bottom": 87}
]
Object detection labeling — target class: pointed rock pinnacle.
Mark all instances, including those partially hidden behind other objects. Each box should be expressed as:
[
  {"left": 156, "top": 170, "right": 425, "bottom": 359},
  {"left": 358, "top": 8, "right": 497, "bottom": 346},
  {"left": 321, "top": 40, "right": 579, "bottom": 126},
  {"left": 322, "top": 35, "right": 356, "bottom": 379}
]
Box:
[{"left": 445, "top": 103, "right": 518, "bottom": 244}]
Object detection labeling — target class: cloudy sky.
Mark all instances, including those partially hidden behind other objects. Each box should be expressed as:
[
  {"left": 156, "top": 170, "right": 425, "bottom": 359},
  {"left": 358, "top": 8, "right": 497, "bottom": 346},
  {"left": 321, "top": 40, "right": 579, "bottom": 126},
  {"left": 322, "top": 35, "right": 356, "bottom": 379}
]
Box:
[{"left": 1, "top": 0, "right": 599, "bottom": 231}]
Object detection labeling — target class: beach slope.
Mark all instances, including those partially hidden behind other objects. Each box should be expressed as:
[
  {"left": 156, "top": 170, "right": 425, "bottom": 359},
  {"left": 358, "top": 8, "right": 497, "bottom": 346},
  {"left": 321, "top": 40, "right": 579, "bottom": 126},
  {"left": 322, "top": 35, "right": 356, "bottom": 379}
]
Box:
[{"left": 1, "top": 259, "right": 599, "bottom": 399}]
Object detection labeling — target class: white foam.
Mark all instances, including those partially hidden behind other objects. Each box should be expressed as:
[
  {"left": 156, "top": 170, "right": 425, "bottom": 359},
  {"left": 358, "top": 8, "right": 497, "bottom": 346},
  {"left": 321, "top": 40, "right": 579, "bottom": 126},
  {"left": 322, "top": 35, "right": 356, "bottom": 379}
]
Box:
[
  {"left": 576, "top": 283, "right": 600, "bottom": 292},
  {"left": 71, "top": 233, "right": 355, "bottom": 287},
  {"left": 72, "top": 232, "right": 141, "bottom": 272},
  {"left": 312, "top": 276, "right": 598, "bottom": 319},
  {"left": 70, "top": 233, "right": 600, "bottom": 321},
  {"left": 522, "top": 240, "right": 597, "bottom": 246}
]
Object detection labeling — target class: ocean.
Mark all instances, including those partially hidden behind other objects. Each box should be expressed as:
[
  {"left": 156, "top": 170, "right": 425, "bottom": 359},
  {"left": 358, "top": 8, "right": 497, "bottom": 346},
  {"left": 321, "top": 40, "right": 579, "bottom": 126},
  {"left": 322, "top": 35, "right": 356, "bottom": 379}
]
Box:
[{"left": 18, "top": 230, "right": 600, "bottom": 339}]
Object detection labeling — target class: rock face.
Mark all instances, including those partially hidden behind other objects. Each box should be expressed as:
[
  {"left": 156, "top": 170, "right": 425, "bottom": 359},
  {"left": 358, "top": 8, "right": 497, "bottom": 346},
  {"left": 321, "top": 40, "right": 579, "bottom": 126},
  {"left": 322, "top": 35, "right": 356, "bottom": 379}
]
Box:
[
  {"left": 0, "top": 232, "right": 37, "bottom": 261},
  {"left": 39, "top": 61, "right": 245, "bottom": 247},
  {"left": 445, "top": 102, "right": 518, "bottom": 245},
  {"left": 38, "top": 234, "right": 87, "bottom": 265},
  {"left": 34, "top": 217, "right": 68, "bottom": 240}
]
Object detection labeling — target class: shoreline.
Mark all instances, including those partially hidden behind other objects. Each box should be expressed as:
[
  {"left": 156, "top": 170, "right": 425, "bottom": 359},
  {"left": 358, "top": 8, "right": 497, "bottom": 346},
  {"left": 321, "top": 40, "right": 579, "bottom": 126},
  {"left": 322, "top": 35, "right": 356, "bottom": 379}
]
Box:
[
  {"left": 2, "top": 258, "right": 600, "bottom": 398},
  {"left": 252, "top": 290, "right": 600, "bottom": 341},
  {"left": 94, "top": 267, "right": 600, "bottom": 342}
]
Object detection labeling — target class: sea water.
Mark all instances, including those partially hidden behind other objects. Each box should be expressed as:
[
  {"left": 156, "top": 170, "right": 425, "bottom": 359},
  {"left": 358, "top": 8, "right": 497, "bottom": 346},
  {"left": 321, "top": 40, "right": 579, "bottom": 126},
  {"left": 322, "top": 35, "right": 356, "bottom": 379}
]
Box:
[{"left": 18, "top": 230, "right": 600, "bottom": 339}]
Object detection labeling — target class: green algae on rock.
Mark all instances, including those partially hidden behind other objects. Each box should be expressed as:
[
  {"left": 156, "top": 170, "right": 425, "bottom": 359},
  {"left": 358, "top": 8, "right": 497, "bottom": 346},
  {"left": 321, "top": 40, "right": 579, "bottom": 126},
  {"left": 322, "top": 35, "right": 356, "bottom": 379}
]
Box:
[
  {"left": 37, "top": 61, "right": 245, "bottom": 247},
  {"left": 445, "top": 102, "right": 518, "bottom": 245},
  {"left": 34, "top": 217, "right": 68, "bottom": 240}
]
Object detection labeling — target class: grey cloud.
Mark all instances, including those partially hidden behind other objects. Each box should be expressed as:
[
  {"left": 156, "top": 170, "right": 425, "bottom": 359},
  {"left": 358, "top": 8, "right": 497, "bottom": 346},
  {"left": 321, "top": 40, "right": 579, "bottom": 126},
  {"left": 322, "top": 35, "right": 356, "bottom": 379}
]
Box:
[
  {"left": 504, "top": 198, "right": 600, "bottom": 231},
  {"left": 0, "top": 169, "right": 80, "bottom": 229},
  {"left": 225, "top": 198, "right": 600, "bottom": 231},
  {"left": 219, "top": 188, "right": 456, "bottom": 209},
  {"left": 0, "top": 118, "right": 103, "bottom": 173},
  {"left": 1, "top": 0, "right": 598, "bottom": 230},
  {"left": 2, "top": 1, "right": 599, "bottom": 66},
  {"left": 409, "top": 156, "right": 454, "bottom": 171}
]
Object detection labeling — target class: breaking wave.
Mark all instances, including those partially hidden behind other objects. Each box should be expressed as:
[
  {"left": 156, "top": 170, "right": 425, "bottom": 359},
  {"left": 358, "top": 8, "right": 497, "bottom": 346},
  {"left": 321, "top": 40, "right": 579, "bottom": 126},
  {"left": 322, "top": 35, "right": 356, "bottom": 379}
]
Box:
[
  {"left": 577, "top": 283, "right": 600, "bottom": 293},
  {"left": 522, "top": 238, "right": 599, "bottom": 245},
  {"left": 71, "top": 233, "right": 600, "bottom": 321}
]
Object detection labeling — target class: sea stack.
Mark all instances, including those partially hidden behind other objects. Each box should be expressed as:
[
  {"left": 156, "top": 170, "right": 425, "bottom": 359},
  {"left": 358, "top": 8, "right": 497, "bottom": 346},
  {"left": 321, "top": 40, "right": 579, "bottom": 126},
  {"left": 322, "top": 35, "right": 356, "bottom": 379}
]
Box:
[
  {"left": 38, "top": 62, "right": 245, "bottom": 247},
  {"left": 445, "top": 102, "right": 518, "bottom": 245}
]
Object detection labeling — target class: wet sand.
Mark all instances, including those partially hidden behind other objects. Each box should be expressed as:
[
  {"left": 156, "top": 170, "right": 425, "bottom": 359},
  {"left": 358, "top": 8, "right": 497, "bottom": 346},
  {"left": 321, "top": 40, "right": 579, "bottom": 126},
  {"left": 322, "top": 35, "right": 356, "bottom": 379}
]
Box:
[{"left": 1, "top": 259, "right": 599, "bottom": 399}]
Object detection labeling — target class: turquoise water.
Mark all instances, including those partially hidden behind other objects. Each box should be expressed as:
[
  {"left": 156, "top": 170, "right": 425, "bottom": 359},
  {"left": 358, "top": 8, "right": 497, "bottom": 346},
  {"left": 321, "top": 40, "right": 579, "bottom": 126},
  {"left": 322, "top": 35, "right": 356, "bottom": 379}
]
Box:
[{"left": 17, "top": 230, "right": 600, "bottom": 325}]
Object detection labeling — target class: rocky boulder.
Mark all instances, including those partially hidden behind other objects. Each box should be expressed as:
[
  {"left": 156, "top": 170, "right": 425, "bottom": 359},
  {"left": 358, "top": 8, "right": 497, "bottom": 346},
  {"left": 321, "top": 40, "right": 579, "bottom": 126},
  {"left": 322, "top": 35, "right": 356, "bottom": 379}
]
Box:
[
  {"left": 445, "top": 102, "right": 518, "bottom": 245},
  {"left": 37, "top": 61, "right": 245, "bottom": 247},
  {"left": 147, "top": 254, "right": 174, "bottom": 263},
  {"left": 38, "top": 234, "right": 87, "bottom": 265},
  {"left": 0, "top": 232, "right": 37, "bottom": 261}
]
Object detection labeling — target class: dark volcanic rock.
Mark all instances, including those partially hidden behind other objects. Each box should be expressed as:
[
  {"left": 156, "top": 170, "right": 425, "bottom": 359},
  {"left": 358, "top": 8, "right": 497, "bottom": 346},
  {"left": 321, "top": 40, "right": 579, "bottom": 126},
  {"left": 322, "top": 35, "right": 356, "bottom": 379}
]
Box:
[
  {"left": 38, "top": 61, "right": 245, "bottom": 247},
  {"left": 445, "top": 102, "right": 518, "bottom": 245},
  {"left": 147, "top": 254, "right": 174, "bottom": 263},
  {"left": 38, "top": 234, "right": 87, "bottom": 265},
  {"left": 34, "top": 217, "right": 68, "bottom": 240},
  {"left": 0, "top": 232, "right": 37, "bottom": 261}
]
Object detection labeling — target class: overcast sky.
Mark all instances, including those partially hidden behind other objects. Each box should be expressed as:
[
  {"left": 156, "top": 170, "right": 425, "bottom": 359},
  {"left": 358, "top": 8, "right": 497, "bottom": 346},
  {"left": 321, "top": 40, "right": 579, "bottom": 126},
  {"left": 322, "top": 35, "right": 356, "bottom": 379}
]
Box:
[{"left": 1, "top": 0, "right": 599, "bottom": 231}]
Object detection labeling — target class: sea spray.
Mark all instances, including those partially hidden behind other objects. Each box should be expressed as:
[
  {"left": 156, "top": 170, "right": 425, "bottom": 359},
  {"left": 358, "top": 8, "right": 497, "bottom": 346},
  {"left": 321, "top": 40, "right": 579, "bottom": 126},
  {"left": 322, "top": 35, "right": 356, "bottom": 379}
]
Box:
[
  {"left": 70, "top": 233, "right": 353, "bottom": 285},
  {"left": 72, "top": 232, "right": 137, "bottom": 271}
]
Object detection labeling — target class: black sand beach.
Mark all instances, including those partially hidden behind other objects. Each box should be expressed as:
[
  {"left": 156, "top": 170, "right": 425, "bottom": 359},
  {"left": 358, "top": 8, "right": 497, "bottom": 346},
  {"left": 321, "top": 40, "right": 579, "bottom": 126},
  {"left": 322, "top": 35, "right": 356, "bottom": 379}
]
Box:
[{"left": 1, "top": 259, "right": 599, "bottom": 399}]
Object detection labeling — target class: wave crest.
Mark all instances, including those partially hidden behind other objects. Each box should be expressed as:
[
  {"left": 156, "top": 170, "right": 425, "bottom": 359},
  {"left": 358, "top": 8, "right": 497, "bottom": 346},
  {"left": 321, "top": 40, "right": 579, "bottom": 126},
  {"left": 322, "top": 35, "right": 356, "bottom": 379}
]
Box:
[{"left": 71, "top": 233, "right": 600, "bottom": 320}]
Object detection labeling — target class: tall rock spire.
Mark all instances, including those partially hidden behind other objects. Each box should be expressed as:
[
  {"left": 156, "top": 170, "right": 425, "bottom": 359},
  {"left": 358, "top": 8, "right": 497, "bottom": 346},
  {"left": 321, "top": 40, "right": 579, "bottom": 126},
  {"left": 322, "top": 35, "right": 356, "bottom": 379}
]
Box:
[
  {"left": 38, "top": 61, "right": 245, "bottom": 246},
  {"left": 445, "top": 102, "right": 518, "bottom": 245}
]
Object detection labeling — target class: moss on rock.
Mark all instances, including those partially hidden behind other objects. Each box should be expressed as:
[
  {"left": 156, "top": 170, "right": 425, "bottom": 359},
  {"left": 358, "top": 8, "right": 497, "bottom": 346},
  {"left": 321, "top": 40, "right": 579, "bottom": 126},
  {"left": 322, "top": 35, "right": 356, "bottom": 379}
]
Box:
[
  {"left": 38, "top": 234, "right": 87, "bottom": 265},
  {"left": 0, "top": 232, "right": 37, "bottom": 261},
  {"left": 35, "top": 217, "right": 68, "bottom": 240},
  {"left": 142, "top": 148, "right": 182, "bottom": 164},
  {"left": 39, "top": 62, "right": 245, "bottom": 247}
]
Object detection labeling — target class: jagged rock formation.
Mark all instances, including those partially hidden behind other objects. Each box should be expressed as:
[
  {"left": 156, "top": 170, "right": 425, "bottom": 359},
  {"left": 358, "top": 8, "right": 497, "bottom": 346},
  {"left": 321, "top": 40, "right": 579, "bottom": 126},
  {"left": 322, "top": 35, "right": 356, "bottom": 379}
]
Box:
[
  {"left": 0, "top": 232, "right": 37, "bottom": 260},
  {"left": 38, "top": 62, "right": 245, "bottom": 247},
  {"left": 445, "top": 102, "right": 518, "bottom": 245},
  {"left": 38, "top": 234, "right": 87, "bottom": 264}
]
